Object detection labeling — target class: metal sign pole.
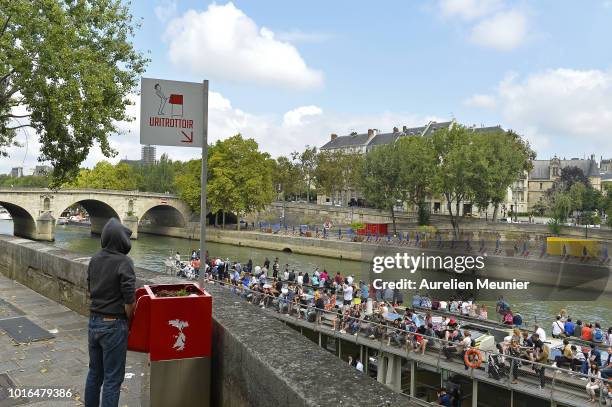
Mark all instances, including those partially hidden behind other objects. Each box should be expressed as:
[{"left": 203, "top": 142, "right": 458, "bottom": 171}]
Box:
[{"left": 200, "top": 80, "right": 209, "bottom": 264}]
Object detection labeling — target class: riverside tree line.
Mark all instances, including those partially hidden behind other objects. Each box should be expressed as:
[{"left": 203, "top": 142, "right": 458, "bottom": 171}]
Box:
[{"left": 6, "top": 126, "right": 611, "bottom": 235}]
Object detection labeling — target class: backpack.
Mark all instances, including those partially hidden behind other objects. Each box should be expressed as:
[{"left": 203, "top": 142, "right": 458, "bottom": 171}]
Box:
[
  {"left": 593, "top": 328, "right": 603, "bottom": 342},
  {"left": 504, "top": 313, "right": 513, "bottom": 324}
]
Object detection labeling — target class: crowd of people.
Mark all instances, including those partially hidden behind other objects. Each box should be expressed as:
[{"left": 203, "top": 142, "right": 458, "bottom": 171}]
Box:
[{"left": 170, "top": 250, "right": 612, "bottom": 404}]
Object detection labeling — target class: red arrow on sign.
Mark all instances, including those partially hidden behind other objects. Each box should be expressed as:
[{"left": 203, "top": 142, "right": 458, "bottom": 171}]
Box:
[{"left": 181, "top": 130, "right": 193, "bottom": 143}]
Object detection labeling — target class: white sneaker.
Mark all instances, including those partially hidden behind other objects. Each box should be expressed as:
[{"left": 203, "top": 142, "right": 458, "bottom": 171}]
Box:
[
  {"left": 551, "top": 362, "right": 557, "bottom": 367},
  {"left": 340, "top": 329, "right": 346, "bottom": 334},
  {"left": 369, "top": 334, "right": 375, "bottom": 339}
]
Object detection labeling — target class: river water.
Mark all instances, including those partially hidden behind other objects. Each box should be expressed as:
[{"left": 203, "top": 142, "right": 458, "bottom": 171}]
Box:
[{"left": 1, "top": 220, "right": 610, "bottom": 332}]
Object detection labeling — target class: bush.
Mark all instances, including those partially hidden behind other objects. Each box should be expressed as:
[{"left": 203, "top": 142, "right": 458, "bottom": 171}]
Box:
[
  {"left": 417, "top": 204, "right": 430, "bottom": 226},
  {"left": 547, "top": 219, "right": 561, "bottom": 235},
  {"left": 350, "top": 222, "right": 365, "bottom": 230}
]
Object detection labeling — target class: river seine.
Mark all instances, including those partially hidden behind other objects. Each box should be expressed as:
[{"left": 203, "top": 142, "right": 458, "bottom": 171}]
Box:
[{"left": 1, "top": 220, "right": 610, "bottom": 331}]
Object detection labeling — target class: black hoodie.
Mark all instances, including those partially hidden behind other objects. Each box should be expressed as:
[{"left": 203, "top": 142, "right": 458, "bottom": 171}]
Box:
[{"left": 87, "top": 218, "right": 136, "bottom": 317}]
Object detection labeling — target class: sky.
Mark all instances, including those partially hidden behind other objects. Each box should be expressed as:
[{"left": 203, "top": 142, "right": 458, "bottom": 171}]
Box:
[{"left": 3, "top": 0, "right": 612, "bottom": 174}]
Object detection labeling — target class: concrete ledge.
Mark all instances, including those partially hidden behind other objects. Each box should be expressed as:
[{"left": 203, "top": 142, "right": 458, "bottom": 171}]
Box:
[
  {"left": 206, "top": 283, "right": 408, "bottom": 407},
  {"left": 0, "top": 234, "right": 412, "bottom": 407}
]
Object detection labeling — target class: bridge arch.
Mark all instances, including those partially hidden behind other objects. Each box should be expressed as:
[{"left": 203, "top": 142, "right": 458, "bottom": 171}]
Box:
[
  {"left": 0, "top": 201, "right": 39, "bottom": 240},
  {"left": 58, "top": 198, "right": 121, "bottom": 236},
  {"left": 138, "top": 203, "right": 189, "bottom": 236}
]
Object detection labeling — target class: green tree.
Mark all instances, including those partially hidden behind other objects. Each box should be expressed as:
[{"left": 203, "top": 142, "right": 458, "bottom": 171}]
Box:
[
  {"left": 396, "top": 136, "right": 436, "bottom": 224},
  {"left": 137, "top": 154, "right": 177, "bottom": 193},
  {"left": 431, "top": 125, "right": 486, "bottom": 238},
  {"left": 0, "top": 174, "right": 49, "bottom": 187},
  {"left": 272, "top": 156, "right": 304, "bottom": 201},
  {"left": 292, "top": 146, "right": 317, "bottom": 203},
  {"left": 175, "top": 135, "right": 274, "bottom": 228},
  {"left": 477, "top": 130, "right": 534, "bottom": 220},
  {"left": 0, "top": 0, "right": 147, "bottom": 186},
  {"left": 358, "top": 144, "right": 405, "bottom": 235},
  {"left": 314, "top": 150, "right": 344, "bottom": 204},
  {"left": 66, "top": 161, "right": 140, "bottom": 190},
  {"left": 174, "top": 159, "right": 203, "bottom": 213}
]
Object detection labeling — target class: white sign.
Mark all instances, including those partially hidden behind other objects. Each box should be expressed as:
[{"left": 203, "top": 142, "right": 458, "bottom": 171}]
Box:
[{"left": 140, "top": 78, "right": 206, "bottom": 147}]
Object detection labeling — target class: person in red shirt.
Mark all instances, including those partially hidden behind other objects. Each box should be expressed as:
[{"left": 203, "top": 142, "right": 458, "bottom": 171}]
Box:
[
  {"left": 334, "top": 272, "right": 344, "bottom": 285},
  {"left": 581, "top": 323, "right": 593, "bottom": 341}
]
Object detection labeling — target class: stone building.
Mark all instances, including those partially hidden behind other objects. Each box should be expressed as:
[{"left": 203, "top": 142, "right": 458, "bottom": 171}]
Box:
[
  {"left": 527, "top": 155, "right": 601, "bottom": 210},
  {"left": 317, "top": 121, "right": 524, "bottom": 217}
]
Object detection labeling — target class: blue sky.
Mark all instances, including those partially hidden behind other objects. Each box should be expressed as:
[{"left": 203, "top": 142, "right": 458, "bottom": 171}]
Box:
[{"left": 4, "top": 0, "right": 612, "bottom": 173}]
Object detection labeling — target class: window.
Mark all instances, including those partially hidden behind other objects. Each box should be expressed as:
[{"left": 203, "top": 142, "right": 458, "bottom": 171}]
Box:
[{"left": 539, "top": 183, "right": 543, "bottom": 190}]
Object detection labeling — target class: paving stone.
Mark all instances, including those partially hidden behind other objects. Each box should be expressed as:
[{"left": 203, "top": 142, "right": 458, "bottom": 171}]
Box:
[{"left": 0, "top": 275, "right": 147, "bottom": 406}]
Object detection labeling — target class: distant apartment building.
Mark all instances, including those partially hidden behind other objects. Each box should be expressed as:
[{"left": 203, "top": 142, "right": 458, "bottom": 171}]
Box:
[
  {"left": 33, "top": 165, "right": 52, "bottom": 176},
  {"left": 10, "top": 167, "right": 23, "bottom": 178},
  {"left": 318, "top": 121, "right": 520, "bottom": 217},
  {"left": 527, "top": 155, "right": 601, "bottom": 210},
  {"left": 141, "top": 145, "right": 156, "bottom": 165}
]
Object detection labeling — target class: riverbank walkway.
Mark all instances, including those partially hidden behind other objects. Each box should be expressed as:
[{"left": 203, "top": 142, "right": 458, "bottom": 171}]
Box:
[{"left": 0, "top": 274, "right": 148, "bottom": 406}]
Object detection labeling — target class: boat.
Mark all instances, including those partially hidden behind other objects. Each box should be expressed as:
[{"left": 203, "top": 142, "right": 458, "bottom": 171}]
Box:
[
  {"left": 0, "top": 208, "right": 11, "bottom": 220},
  {"left": 56, "top": 217, "right": 69, "bottom": 225}
]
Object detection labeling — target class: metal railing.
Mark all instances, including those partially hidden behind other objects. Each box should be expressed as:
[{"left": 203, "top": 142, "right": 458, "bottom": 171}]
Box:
[
  {"left": 204, "top": 277, "right": 612, "bottom": 406},
  {"left": 256, "top": 224, "right": 611, "bottom": 263}
]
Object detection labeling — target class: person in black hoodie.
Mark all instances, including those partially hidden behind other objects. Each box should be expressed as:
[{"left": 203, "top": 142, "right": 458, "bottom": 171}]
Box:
[{"left": 85, "top": 218, "right": 135, "bottom": 407}]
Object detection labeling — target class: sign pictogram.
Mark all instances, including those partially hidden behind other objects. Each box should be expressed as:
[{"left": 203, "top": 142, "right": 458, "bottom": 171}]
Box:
[{"left": 140, "top": 78, "right": 206, "bottom": 147}]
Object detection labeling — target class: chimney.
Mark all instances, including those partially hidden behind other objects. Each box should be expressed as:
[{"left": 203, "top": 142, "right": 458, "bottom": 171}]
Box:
[
  {"left": 393, "top": 126, "right": 399, "bottom": 133},
  {"left": 330, "top": 133, "right": 338, "bottom": 141},
  {"left": 367, "top": 129, "right": 373, "bottom": 137},
  {"left": 402, "top": 126, "right": 407, "bottom": 132}
]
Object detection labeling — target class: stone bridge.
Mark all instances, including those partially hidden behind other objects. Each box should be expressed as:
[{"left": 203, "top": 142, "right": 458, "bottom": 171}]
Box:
[{"left": 0, "top": 188, "right": 194, "bottom": 241}]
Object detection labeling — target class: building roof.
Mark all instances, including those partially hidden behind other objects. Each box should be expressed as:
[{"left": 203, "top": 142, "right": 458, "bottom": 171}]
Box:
[
  {"left": 529, "top": 158, "right": 600, "bottom": 180},
  {"left": 422, "top": 121, "right": 453, "bottom": 137},
  {"left": 321, "top": 121, "right": 457, "bottom": 151},
  {"left": 368, "top": 131, "right": 400, "bottom": 147},
  {"left": 472, "top": 125, "right": 503, "bottom": 133},
  {"left": 320, "top": 132, "right": 371, "bottom": 150}
]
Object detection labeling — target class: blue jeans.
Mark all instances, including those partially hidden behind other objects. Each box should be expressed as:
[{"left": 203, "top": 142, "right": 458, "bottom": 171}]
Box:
[{"left": 85, "top": 316, "right": 128, "bottom": 407}]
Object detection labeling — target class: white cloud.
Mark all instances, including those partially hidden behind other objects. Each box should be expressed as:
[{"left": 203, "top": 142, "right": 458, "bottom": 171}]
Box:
[
  {"left": 470, "top": 68, "right": 612, "bottom": 157},
  {"left": 469, "top": 10, "right": 527, "bottom": 51},
  {"left": 463, "top": 93, "right": 496, "bottom": 108},
  {"left": 164, "top": 2, "right": 323, "bottom": 89},
  {"left": 276, "top": 30, "right": 332, "bottom": 43},
  {"left": 282, "top": 105, "right": 323, "bottom": 127},
  {"left": 0, "top": 90, "right": 444, "bottom": 174},
  {"left": 437, "top": 1, "right": 528, "bottom": 51},
  {"left": 155, "top": 0, "right": 178, "bottom": 23},
  {"left": 438, "top": 0, "right": 503, "bottom": 21}
]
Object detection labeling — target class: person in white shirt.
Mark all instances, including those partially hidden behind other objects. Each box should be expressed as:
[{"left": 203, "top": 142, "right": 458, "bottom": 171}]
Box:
[
  {"left": 297, "top": 272, "right": 303, "bottom": 285},
  {"left": 535, "top": 325, "right": 547, "bottom": 342},
  {"left": 552, "top": 315, "right": 565, "bottom": 338},
  {"left": 343, "top": 283, "right": 353, "bottom": 306},
  {"left": 283, "top": 270, "right": 289, "bottom": 281},
  {"left": 461, "top": 301, "right": 471, "bottom": 316}
]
